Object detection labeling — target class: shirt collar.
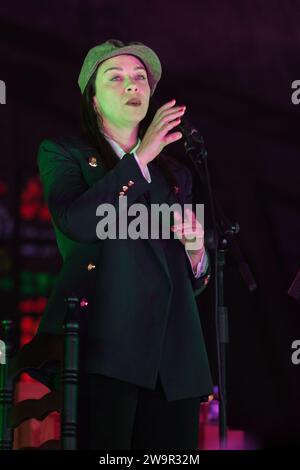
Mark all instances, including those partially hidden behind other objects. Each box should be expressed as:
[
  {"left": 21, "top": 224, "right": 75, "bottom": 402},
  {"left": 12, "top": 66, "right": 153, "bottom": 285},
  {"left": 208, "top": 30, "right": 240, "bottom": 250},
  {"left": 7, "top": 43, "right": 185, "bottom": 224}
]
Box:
[{"left": 102, "top": 131, "right": 141, "bottom": 160}]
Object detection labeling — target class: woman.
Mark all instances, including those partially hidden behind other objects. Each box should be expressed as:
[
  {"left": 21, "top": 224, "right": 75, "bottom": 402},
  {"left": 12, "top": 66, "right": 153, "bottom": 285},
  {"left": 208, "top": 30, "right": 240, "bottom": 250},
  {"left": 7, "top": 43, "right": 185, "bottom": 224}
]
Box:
[{"left": 37, "top": 39, "right": 213, "bottom": 450}]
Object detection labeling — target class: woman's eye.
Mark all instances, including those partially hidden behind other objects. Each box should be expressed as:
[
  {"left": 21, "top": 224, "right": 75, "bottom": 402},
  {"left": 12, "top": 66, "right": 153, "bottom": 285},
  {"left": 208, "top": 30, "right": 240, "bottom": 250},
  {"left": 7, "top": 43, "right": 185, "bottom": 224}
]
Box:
[{"left": 111, "top": 75, "right": 147, "bottom": 81}]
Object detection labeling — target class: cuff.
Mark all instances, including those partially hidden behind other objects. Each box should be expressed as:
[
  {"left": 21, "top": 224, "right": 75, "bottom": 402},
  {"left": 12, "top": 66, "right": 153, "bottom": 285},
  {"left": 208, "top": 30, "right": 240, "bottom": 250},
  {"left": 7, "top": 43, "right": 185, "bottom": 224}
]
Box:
[
  {"left": 186, "top": 249, "right": 208, "bottom": 278},
  {"left": 133, "top": 152, "right": 151, "bottom": 183}
]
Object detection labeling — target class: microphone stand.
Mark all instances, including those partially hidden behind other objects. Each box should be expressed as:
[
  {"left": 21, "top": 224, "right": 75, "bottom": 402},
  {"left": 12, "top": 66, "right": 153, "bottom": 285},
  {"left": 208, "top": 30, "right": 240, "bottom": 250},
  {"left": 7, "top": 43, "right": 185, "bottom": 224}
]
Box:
[{"left": 179, "top": 123, "right": 241, "bottom": 449}]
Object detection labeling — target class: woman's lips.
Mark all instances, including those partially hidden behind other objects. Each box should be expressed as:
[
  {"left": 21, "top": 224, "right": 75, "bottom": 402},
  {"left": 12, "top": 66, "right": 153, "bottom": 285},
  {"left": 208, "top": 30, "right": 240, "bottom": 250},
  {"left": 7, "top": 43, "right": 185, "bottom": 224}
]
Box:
[{"left": 126, "top": 103, "right": 142, "bottom": 107}]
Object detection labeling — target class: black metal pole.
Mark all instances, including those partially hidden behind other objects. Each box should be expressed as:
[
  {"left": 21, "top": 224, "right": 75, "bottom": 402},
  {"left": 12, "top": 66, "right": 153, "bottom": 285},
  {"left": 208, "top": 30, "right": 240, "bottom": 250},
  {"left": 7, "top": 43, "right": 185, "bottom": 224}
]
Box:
[
  {"left": 178, "top": 121, "right": 238, "bottom": 449},
  {"left": 216, "top": 245, "right": 229, "bottom": 447}
]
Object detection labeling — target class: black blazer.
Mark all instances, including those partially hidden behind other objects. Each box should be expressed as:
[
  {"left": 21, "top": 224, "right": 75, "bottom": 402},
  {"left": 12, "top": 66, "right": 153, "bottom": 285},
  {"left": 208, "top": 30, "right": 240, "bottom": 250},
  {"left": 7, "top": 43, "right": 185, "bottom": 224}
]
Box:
[{"left": 36, "top": 135, "right": 213, "bottom": 401}]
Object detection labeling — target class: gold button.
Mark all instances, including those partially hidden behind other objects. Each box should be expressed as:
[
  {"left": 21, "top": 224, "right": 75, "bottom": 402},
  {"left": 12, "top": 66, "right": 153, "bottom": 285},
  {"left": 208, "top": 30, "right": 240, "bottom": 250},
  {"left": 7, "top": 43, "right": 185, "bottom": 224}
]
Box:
[
  {"left": 128, "top": 180, "right": 134, "bottom": 186},
  {"left": 80, "top": 298, "right": 89, "bottom": 307},
  {"left": 87, "top": 263, "right": 96, "bottom": 271},
  {"left": 122, "top": 185, "right": 128, "bottom": 191},
  {"left": 88, "top": 156, "right": 98, "bottom": 167}
]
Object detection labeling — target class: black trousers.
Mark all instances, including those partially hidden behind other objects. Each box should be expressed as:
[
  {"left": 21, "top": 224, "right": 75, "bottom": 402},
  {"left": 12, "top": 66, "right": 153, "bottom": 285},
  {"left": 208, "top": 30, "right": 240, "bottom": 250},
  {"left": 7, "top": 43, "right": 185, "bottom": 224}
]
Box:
[{"left": 77, "top": 373, "right": 201, "bottom": 450}]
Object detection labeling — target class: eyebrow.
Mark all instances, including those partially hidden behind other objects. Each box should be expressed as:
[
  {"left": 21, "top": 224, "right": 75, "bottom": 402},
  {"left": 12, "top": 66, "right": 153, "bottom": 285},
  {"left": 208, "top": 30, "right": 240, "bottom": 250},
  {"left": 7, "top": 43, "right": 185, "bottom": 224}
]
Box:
[{"left": 103, "top": 66, "right": 146, "bottom": 74}]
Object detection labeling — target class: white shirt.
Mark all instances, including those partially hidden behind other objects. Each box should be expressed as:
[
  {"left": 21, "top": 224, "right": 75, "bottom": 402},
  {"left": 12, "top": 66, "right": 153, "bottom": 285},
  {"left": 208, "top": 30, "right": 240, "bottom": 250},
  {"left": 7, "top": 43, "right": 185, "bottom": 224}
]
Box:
[{"left": 102, "top": 132, "right": 208, "bottom": 278}]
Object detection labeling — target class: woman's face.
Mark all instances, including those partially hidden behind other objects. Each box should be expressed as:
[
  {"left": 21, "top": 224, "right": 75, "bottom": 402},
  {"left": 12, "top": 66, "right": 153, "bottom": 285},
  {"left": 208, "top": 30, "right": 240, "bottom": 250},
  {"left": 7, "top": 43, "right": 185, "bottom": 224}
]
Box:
[{"left": 93, "top": 54, "right": 151, "bottom": 130}]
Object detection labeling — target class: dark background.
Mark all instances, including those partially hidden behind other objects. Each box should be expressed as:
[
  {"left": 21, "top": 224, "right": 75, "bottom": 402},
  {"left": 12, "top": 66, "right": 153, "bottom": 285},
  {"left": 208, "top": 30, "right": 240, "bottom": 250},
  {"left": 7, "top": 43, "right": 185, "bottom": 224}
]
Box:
[{"left": 0, "top": 0, "right": 299, "bottom": 448}]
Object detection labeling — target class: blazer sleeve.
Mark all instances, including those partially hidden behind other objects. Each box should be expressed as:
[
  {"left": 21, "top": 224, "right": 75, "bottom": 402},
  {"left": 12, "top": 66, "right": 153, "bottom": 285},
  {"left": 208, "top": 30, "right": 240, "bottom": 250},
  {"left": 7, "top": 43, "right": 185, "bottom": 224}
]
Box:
[
  {"left": 183, "top": 165, "right": 211, "bottom": 297},
  {"left": 38, "top": 138, "right": 151, "bottom": 243}
]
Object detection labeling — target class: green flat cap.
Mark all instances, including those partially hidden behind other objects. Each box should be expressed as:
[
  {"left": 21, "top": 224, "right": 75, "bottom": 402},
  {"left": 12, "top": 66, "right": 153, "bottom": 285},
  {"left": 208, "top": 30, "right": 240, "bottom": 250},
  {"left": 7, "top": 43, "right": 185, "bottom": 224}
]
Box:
[{"left": 78, "top": 38, "right": 162, "bottom": 96}]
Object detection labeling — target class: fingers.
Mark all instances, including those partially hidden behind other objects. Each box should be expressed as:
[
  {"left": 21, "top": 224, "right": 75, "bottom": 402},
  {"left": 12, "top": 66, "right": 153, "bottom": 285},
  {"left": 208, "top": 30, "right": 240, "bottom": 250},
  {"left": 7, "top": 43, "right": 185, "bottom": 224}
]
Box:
[
  {"left": 162, "top": 118, "right": 181, "bottom": 134},
  {"left": 144, "top": 99, "right": 186, "bottom": 153},
  {"left": 163, "top": 130, "right": 183, "bottom": 145},
  {"left": 158, "top": 98, "right": 177, "bottom": 113},
  {"left": 159, "top": 107, "right": 185, "bottom": 122},
  {"left": 160, "top": 106, "right": 186, "bottom": 145},
  {"left": 157, "top": 105, "right": 185, "bottom": 124},
  {"left": 159, "top": 113, "right": 182, "bottom": 138},
  {"left": 155, "top": 99, "right": 177, "bottom": 120},
  {"left": 172, "top": 224, "right": 204, "bottom": 237},
  {"left": 172, "top": 209, "right": 204, "bottom": 233},
  {"left": 171, "top": 210, "right": 204, "bottom": 246},
  {"left": 153, "top": 99, "right": 186, "bottom": 146},
  {"left": 163, "top": 106, "right": 186, "bottom": 120},
  {"left": 174, "top": 208, "right": 199, "bottom": 225},
  {"left": 156, "top": 110, "right": 185, "bottom": 133},
  {"left": 156, "top": 100, "right": 185, "bottom": 123}
]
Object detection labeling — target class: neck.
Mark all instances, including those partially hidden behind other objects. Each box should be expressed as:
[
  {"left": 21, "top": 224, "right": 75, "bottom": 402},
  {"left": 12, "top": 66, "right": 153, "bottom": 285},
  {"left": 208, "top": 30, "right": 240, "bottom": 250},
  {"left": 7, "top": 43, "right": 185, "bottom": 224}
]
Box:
[{"left": 102, "top": 122, "right": 139, "bottom": 153}]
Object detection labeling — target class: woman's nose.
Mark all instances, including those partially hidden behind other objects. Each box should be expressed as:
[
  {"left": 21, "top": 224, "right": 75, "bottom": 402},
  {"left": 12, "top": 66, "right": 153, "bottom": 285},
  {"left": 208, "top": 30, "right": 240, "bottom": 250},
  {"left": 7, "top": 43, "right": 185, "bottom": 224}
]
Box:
[
  {"left": 126, "top": 85, "right": 138, "bottom": 92},
  {"left": 125, "top": 80, "right": 138, "bottom": 91}
]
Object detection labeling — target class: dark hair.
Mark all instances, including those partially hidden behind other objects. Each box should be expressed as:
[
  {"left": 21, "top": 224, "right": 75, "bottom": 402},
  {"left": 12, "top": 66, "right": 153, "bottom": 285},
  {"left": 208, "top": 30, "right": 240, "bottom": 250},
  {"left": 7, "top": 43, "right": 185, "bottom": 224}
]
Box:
[{"left": 80, "top": 66, "right": 179, "bottom": 197}]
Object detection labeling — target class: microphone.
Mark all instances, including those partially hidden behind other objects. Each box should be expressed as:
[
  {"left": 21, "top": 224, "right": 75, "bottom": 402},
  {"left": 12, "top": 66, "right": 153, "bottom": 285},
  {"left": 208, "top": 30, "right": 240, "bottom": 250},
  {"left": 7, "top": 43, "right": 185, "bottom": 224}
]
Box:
[{"left": 178, "top": 116, "right": 204, "bottom": 147}]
